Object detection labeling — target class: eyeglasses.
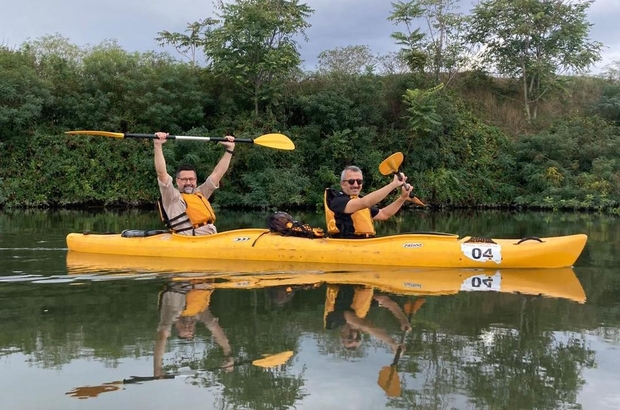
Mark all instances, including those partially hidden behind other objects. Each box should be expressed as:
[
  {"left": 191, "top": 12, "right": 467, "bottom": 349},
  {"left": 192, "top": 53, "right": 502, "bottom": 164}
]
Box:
[
  {"left": 343, "top": 179, "right": 364, "bottom": 185},
  {"left": 177, "top": 177, "right": 197, "bottom": 183}
]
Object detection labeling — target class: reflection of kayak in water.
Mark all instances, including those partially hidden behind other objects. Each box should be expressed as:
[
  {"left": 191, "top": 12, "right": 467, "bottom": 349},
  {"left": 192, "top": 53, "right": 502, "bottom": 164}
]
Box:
[
  {"left": 65, "top": 230, "right": 588, "bottom": 268},
  {"left": 66, "top": 252, "right": 586, "bottom": 303}
]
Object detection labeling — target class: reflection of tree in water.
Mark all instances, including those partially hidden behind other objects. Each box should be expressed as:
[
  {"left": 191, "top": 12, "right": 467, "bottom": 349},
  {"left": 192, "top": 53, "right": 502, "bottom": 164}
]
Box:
[
  {"left": 391, "top": 295, "right": 596, "bottom": 409},
  {"left": 462, "top": 296, "right": 595, "bottom": 409},
  {"left": 217, "top": 367, "right": 307, "bottom": 410}
]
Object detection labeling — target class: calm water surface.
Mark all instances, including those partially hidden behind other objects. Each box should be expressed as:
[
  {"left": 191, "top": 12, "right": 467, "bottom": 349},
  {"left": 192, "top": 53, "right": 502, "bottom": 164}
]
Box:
[{"left": 1, "top": 209, "right": 619, "bottom": 410}]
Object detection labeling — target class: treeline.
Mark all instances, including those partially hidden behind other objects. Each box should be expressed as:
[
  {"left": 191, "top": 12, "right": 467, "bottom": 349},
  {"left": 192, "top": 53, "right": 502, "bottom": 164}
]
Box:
[
  {"left": 1, "top": 0, "right": 620, "bottom": 212},
  {"left": 1, "top": 39, "right": 620, "bottom": 212}
]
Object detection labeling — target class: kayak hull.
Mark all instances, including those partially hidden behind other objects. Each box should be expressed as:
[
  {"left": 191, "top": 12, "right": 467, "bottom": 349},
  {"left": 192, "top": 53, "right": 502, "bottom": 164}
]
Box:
[
  {"left": 65, "top": 229, "right": 588, "bottom": 269},
  {"left": 65, "top": 252, "right": 586, "bottom": 303}
]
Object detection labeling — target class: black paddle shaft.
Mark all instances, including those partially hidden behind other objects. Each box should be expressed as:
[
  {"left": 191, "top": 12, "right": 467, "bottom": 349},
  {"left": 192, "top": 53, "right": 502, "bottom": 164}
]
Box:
[{"left": 124, "top": 133, "right": 254, "bottom": 143}]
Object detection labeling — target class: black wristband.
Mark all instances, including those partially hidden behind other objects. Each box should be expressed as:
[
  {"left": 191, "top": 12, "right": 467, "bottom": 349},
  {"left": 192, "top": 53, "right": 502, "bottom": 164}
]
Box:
[{"left": 225, "top": 149, "right": 234, "bottom": 155}]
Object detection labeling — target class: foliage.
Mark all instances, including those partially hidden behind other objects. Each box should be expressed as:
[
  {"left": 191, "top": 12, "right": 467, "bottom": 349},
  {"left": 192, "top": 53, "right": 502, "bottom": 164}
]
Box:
[
  {"left": 388, "top": 0, "right": 427, "bottom": 72},
  {"left": 156, "top": 18, "right": 219, "bottom": 66},
  {"left": 389, "top": 0, "right": 469, "bottom": 86},
  {"left": 591, "top": 81, "right": 620, "bottom": 126},
  {"left": 512, "top": 116, "right": 620, "bottom": 210},
  {"left": 1, "top": 32, "right": 620, "bottom": 213},
  {"left": 317, "top": 45, "right": 377, "bottom": 75},
  {"left": 401, "top": 86, "right": 516, "bottom": 206},
  {"left": 204, "top": 0, "right": 314, "bottom": 116},
  {"left": 467, "top": 0, "right": 602, "bottom": 122},
  {"left": 0, "top": 47, "right": 51, "bottom": 141}
]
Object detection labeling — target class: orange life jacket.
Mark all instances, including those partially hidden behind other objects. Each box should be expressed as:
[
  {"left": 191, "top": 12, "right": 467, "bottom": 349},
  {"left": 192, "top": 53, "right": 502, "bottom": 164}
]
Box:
[
  {"left": 324, "top": 189, "right": 376, "bottom": 236},
  {"left": 323, "top": 285, "right": 374, "bottom": 328},
  {"left": 158, "top": 192, "right": 216, "bottom": 234},
  {"left": 181, "top": 289, "right": 214, "bottom": 317}
]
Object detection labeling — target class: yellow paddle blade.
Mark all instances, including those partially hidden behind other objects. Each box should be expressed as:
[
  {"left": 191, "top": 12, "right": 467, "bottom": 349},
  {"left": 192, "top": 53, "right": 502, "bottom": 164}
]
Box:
[
  {"left": 65, "top": 130, "right": 125, "bottom": 138},
  {"left": 379, "top": 152, "right": 404, "bottom": 176},
  {"left": 377, "top": 365, "right": 401, "bottom": 397},
  {"left": 409, "top": 196, "right": 426, "bottom": 207},
  {"left": 65, "top": 382, "right": 122, "bottom": 399},
  {"left": 254, "top": 133, "right": 295, "bottom": 150},
  {"left": 252, "top": 350, "right": 294, "bottom": 368}
]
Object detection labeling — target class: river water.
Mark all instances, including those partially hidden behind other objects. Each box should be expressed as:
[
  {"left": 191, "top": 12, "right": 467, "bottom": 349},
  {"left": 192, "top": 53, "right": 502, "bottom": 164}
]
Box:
[{"left": 0, "top": 209, "right": 619, "bottom": 410}]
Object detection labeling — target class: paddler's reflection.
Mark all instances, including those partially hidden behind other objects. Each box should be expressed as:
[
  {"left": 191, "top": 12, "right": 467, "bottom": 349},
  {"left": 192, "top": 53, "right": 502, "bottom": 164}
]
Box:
[
  {"left": 155, "top": 280, "right": 233, "bottom": 376},
  {"left": 324, "top": 284, "right": 416, "bottom": 353}
]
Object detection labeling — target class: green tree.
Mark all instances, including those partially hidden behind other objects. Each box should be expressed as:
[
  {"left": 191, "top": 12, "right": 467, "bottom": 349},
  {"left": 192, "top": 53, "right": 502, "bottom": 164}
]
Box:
[
  {"left": 0, "top": 47, "right": 51, "bottom": 141},
  {"left": 388, "top": 0, "right": 427, "bottom": 72},
  {"left": 204, "top": 0, "right": 313, "bottom": 116},
  {"left": 417, "top": 0, "right": 469, "bottom": 85},
  {"left": 21, "top": 34, "right": 86, "bottom": 130},
  {"left": 156, "top": 18, "right": 219, "bottom": 67},
  {"left": 467, "top": 0, "right": 602, "bottom": 122}
]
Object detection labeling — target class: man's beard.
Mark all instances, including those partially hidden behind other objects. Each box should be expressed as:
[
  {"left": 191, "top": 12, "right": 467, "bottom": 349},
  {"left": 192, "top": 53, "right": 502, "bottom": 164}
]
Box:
[{"left": 182, "top": 185, "right": 195, "bottom": 194}]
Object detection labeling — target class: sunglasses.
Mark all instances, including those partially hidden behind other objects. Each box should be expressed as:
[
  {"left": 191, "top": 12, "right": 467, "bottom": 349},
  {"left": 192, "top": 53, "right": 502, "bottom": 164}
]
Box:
[
  {"left": 343, "top": 179, "right": 364, "bottom": 185},
  {"left": 177, "top": 177, "right": 197, "bottom": 183}
]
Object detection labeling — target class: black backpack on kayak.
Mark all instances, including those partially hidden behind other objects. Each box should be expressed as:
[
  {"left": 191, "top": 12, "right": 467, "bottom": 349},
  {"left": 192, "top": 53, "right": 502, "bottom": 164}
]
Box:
[{"left": 267, "top": 212, "right": 325, "bottom": 239}]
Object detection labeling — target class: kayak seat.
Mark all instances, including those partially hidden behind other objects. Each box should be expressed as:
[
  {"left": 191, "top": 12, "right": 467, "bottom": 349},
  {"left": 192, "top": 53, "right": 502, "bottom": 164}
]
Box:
[{"left": 121, "top": 229, "right": 169, "bottom": 238}]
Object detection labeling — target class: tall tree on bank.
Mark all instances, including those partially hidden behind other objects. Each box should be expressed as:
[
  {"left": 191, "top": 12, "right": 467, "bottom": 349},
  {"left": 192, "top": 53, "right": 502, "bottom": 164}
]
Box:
[
  {"left": 156, "top": 19, "right": 219, "bottom": 67},
  {"left": 204, "top": 0, "right": 313, "bottom": 116},
  {"left": 389, "top": 0, "right": 469, "bottom": 85},
  {"left": 467, "top": 0, "right": 602, "bottom": 122},
  {"left": 388, "top": 1, "right": 427, "bottom": 72},
  {"left": 417, "top": 0, "right": 469, "bottom": 86}
]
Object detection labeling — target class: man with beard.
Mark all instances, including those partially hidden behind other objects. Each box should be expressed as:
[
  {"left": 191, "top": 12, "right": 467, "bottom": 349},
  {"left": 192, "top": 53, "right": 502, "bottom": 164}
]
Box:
[{"left": 154, "top": 131, "right": 235, "bottom": 235}]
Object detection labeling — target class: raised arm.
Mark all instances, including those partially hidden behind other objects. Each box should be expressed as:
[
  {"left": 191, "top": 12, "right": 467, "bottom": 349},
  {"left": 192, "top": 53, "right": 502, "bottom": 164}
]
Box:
[
  {"left": 207, "top": 136, "right": 235, "bottom": 186},
  {"left": 153, "top": 132, "right": 169, "bottom": 184},
  {"left": 344, "top": 174, "right": 406, "bottom": 214},
  {"left": 374, "top": 183, "right": 412, "bottom": 221}
]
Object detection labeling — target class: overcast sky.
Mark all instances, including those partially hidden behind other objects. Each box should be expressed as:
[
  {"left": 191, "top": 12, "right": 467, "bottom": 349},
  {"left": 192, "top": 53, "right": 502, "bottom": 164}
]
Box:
[{"left": 1, "top": 0, "right": 618, "bottom": 74}]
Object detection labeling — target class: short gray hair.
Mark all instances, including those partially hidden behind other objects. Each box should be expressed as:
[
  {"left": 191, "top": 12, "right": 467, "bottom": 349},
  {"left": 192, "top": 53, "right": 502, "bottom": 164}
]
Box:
[{"left": 341, "top": 166, "right": 362, "bottom": 181}]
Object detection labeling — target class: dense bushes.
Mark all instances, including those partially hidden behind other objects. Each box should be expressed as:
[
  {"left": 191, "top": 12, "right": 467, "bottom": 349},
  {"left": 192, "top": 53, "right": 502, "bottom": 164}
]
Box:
[{"left": 1, "top": 38, "right": 620, "bottom": 212}]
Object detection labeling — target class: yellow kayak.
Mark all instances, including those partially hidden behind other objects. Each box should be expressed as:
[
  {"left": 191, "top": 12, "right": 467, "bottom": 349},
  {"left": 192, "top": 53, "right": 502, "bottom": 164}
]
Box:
[
  {"left": 66, "top": 252, "right": 586, "bottom": 303},
  {"left": 66, "top": 229, "right": 588, "bottom": 269}
]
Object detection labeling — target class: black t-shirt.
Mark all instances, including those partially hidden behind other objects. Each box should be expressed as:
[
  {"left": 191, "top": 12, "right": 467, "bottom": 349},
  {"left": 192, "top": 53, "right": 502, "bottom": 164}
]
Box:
[{"left": 328, "top": 191, "right": 379, "bottom": 238}]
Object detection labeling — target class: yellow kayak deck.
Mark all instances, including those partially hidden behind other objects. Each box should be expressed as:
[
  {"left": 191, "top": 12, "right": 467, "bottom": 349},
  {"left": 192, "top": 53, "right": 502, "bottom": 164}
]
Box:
[{"left": 66, "top": 229, "right": 588, "bottom": 269}]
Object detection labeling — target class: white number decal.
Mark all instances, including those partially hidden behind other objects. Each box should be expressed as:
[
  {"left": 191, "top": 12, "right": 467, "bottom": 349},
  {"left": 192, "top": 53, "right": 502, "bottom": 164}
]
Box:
[
  {"left": 461, "top": 243, "right": 502, "bottom": 264},
  {"left": 460, "top": 272, "right": 502, "bottom": 292}
]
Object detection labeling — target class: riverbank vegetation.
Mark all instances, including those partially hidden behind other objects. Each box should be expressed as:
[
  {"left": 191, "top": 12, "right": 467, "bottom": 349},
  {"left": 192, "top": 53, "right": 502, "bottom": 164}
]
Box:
[{"left": 1, "top": 0, "right": 619, "bottom": 213}]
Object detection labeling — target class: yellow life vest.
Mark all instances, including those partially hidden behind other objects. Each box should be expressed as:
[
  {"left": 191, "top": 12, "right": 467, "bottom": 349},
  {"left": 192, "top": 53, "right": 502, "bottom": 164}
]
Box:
[
  {"left": 323, "top": 285, "right": 374, "bottom": 328},
  {"left": 324, "top": 189, "right": 376, "bottom": 236},
  {"left": 181, "top": 192, "right": 217, "bottom": 226},
  {"left": 159, "top": 192, "right": 217, "bottom": 233},
  {"left": 181, "top": 288, "right": 213, "bottom": 317}
]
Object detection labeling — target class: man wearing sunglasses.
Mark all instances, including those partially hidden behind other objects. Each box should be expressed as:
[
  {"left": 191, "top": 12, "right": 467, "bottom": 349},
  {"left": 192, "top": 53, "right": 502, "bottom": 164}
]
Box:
[
  {"left": 154, "top": 132, "right": 235, "bottom": 235},
  {"left": 325, "top": 165, "right": 412, "bottom": 238}
]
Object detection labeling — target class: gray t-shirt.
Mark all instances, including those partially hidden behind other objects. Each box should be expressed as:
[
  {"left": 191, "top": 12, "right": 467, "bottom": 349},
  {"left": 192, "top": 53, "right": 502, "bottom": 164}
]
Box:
[{"left": 158, "top": 174, "right": 218, "bottom": 235}]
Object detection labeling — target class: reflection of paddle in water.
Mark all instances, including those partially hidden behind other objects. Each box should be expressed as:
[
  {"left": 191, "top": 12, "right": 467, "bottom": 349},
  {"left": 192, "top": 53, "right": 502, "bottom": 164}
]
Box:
[
  {"left": 66, "top": 279, "right": 294, "bottom": 399},
  {"left": 378, "top": 298, "right": 426, "bottom": 397},
  {"left": 65, "top": 382, "right": 122, "bottom": 399},
  {"left": 65, "top": 350, "right": 294, "bottom": 398}
]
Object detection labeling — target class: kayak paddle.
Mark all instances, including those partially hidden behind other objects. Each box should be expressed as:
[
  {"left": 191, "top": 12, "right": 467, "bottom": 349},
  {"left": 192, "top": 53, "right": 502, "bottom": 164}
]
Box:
[
  {"left": 65, "top": 130, "right": 295, "bottom": 150},
  {"left": 377, "top": 298, "right": 425, "bottom": 397},
  {"left": 378, "top": 152, "right": 425, "bottom": 206}
]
